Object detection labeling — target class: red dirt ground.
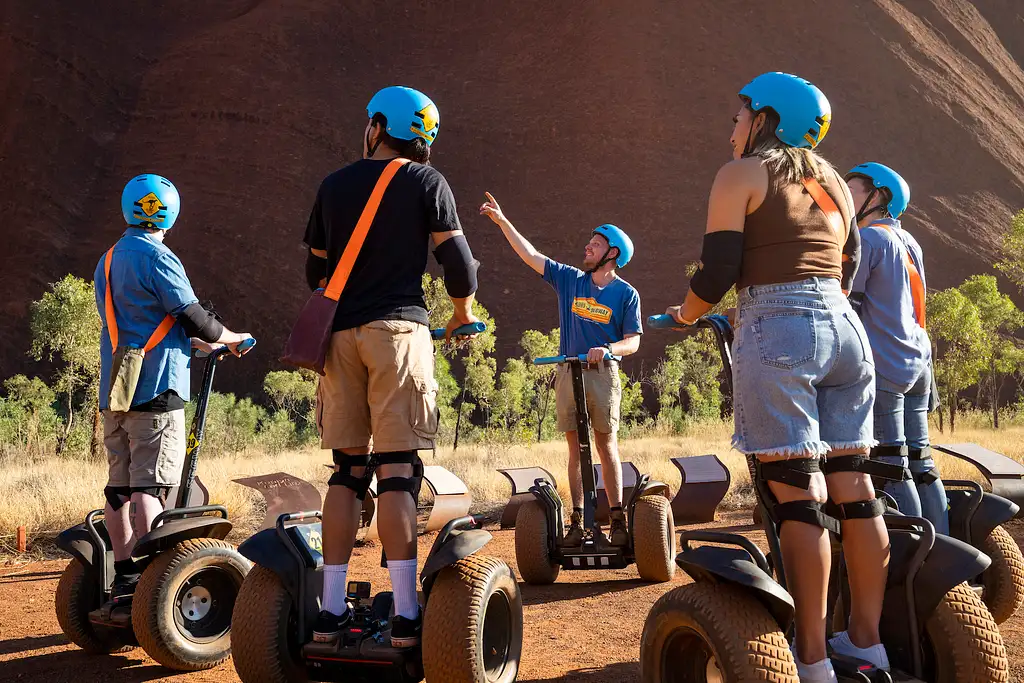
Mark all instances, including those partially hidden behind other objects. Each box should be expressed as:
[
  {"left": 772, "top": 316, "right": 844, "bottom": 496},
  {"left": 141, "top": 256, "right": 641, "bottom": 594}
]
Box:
[{"left": 2, "top": 512, "right": 1022, "bottom": 682}]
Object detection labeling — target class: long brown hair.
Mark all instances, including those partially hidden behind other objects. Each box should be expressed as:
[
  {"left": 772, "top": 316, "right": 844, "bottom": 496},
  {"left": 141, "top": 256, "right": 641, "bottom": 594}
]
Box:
[{"left": 743, "top": 105, "right": 833, "bottom": 184}]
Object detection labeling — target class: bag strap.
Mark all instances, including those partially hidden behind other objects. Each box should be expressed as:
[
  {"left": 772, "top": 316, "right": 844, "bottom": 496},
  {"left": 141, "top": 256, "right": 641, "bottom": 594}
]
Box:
[
  {"left": 103, "top": 246, "right": 177, "bottom": 353},
  {"left": 323, "top": 157, "right": 411, "bottom": 302},
  {"left": 870, "top": 222, "right": 927, "bottom": 328},
  {"left": 802, "top": 176, "right": 848, "bottom": 248}
]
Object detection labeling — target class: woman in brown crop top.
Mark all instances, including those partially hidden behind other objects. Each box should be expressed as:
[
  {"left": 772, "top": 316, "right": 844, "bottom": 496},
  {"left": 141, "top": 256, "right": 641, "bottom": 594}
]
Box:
[{"left": 663, "top": 73, "right": 890, "bottom": 680}]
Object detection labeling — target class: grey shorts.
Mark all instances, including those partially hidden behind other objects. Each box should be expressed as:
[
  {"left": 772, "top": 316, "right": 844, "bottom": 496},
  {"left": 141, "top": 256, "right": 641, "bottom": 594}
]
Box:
[{"left": 103, "top": 409, "right": 186, "bottom": 488}]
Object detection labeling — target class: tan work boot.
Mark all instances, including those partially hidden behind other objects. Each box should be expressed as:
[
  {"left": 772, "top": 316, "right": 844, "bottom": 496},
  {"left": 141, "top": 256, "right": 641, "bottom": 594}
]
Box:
[
  {"left": 563, "top": 509, "right": 585, "bottom": 546},
  {"left": 609, "top": 508, "right": 629, "bottom": 547}
]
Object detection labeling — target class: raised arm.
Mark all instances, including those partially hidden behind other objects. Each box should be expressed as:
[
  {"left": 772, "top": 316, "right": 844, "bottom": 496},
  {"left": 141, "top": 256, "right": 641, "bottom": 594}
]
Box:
[{"left": 480, "top": 192, "right": 546, "bottom": 275}]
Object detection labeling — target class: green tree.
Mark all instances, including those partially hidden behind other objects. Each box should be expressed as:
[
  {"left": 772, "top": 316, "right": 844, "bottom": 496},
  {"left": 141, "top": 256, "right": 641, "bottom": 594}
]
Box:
[
  {"left": 263, "top": 369, "right": 318, "bottom": 441},
  {"left": 519, "top": 328, "right": 560, "bottom": 441},
  {"left": 491, "top": 358, "right": 534, "bottom": 440},
  {"left": 29, "top": 275, "right": 102, "bottom": 456},
  {"left": 0, "top": 375, "right": 59, "bottom": 453},
  {"left": 928, "top": 287, "right": 986, "bottom": 432},
  {"left": 651, "top": 332, "right": 723, "bottom": 430},
  {"left": 995, "top": 209, "right": 1024, "bottom": 292},
  {"left": 958, "top": 275, "right": 1024, "bottom": 427},
  {"left": 423, "top": 273, "right": 497, "bottom": 416}
]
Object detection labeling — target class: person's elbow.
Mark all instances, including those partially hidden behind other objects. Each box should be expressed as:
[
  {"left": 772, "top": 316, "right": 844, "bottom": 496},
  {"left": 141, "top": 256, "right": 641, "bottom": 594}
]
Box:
[{"left": 621, "top": 333, "right": 641, "bottom": 355}]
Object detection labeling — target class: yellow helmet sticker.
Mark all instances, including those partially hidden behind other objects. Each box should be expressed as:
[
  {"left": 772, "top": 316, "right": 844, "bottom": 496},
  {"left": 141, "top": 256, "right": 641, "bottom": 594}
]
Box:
[
  {"left": 411, "top": 103, "right": 439, "bottom": 140},
  {"left": 137, "top": 192, "right": 166, "bottom": 217},
  {"left": 804, "top": 113, "right": 832, "bottom": 147}
]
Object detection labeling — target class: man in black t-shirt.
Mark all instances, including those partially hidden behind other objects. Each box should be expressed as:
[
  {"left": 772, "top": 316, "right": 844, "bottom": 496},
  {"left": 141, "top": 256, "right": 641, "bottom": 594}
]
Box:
[{"left": 303, "top": 86, "right": 480, "bottom": 649}]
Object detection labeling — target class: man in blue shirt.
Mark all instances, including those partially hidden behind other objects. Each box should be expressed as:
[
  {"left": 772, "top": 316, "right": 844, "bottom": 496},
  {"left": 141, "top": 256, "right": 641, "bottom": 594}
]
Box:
[
  {"left": 93, "top": 174, "right": 250, "bottom": 616},
  {"left": 481, "top": 192, "right": 642, "bottom": 546},
  {"left": 847, "top": 163, "right": 947, "bottom": 534}
]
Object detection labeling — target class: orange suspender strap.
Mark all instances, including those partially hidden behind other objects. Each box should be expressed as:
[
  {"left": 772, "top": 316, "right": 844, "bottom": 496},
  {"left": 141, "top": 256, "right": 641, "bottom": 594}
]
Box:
[
  {"left": 872, "top": 222, "right": 927, "bottom": 328},
  {"left": 103, "top": 246, "right": 177, "bottom": 353},
  {"left": 323, "top": 157, "right": 411, "bottom": 301},
  {"left": 802, "top": 176, "right": 850, "bottom": 293}
]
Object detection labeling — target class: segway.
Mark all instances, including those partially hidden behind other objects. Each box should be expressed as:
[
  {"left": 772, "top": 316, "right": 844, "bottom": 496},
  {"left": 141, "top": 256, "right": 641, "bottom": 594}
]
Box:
[
  {"left": 513, "top": 352, "right": 675, "bottom": 585},
  {"left": 229, "top": 322, "right": 524, "bottom": 683},
  {"left": 55, "top": 338, "right": 256, "bottom": 671},
  {"left": 639, "top": 315, "right": 1009, "bottom": 683}
]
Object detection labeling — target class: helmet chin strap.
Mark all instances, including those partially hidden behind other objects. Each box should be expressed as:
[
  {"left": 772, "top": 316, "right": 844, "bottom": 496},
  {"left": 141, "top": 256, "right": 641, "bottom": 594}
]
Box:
[
  {"left": 587, "top": 246, "right": 617, "bottom": 274},
  {"left": 856, "top": 188, "right": 886, "bottom": 224},
  {"left": 741, "top": 112, "right": 760, "bottom": 157},
  {"left": 365, "top": 127, "right": 382, "bottom": 158}
]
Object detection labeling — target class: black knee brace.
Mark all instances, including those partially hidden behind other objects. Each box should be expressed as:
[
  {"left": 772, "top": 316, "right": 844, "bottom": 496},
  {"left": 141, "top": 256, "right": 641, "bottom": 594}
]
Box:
[
  {"left": 328, "top": 450, "right": 373, "bottom": 500},
  {"left": 756, "top": 457, "right": 841, "bottom": 534},
  {"left": 906, "top": 447, "right": 941, "bottom": 485},
  {"left": 129, "top": 487, "right": 170, "bottom": 504},
  {"left": 870, "top": 444, "right": 909, "bottom": 459},
  {"left": 822, "top": 455, "right": 890, "bottom": 523},
  {"left": 374, "top": 450, "right": 424, "bottom": 502},
  {"left": 825, "top": 454, "right": 909, "bottom": 483},
  {"left": 104, "top": 486, "right": 132, "bottom": 511}
]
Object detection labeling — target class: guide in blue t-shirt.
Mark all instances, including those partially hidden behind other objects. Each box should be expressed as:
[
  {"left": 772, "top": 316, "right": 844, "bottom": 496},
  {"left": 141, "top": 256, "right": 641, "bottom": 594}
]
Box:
[{"left": 480, "top": 191, "right": 642, "bottom": 548}]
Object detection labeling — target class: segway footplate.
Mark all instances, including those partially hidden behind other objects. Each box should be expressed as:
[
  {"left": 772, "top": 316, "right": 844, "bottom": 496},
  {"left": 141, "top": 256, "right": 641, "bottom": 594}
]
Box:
[{"left": 558, "top": 541, "right": 630, "bottom": 570}]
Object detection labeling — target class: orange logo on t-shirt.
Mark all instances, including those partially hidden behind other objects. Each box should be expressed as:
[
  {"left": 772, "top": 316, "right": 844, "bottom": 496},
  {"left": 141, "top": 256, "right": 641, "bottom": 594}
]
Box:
[{"left": 571, "top": 298, "right": 613, "bottom": 324}]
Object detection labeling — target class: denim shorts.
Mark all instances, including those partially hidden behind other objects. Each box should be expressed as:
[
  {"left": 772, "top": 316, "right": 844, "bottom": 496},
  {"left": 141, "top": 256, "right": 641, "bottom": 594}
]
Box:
[{"left": 732, "top": 278, "right": 877, "bottom": 457}]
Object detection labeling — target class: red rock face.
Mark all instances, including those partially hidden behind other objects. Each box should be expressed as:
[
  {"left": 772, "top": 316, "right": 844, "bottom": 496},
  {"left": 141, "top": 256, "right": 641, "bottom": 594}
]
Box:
[{"left": 3, "top": 0, "right": 1023, "bottom": 395}]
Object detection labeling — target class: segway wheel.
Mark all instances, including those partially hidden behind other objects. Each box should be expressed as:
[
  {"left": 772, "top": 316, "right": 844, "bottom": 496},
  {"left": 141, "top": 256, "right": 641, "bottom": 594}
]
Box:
[
  {"left": 422, "top": 554, "right": 523, "bottom": 683},
  {"left": 230, "top": 565, "right": 306, "bottom": 683},
  {"left": 131, "top": 538, "right": 251, "bottom": 671},
  {"left": 640, "top": 582, "right": 797, "bottom": 683},
  {"left": 925, "top": 582, "right": 1009, "bottom": 683},
  {"left": 978, "top": 524, "right": 1024, "bottom": 624},
  {"left": 633, "top": 494, "right": 676, "bottom": 583},
  {"left": 55, "top": 558, "right": 135, "bottom": 654},
  {"left": 514, "top": 500, "right": 560, "bottom": 584}
]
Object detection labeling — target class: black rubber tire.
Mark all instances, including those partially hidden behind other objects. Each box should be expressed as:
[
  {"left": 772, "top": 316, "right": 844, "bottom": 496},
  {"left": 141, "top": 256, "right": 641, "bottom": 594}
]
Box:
[
  {"left": 978, "top": 524, "right": 1024, "bottom": 624},
  {"left": 640, "top": 582, "right": 797, "bottom": 683},
  {"left": 513, "top": 500, "right": 559, "bottom": 585},
  {"left": 231, "top": 565, "right": 307, "bottom": 683},
  {"left": 632, "top": 495, "right": 676, "bottom": 583},
  {"left": 422, "top": 554, "right": 523, "bottom": 683},
  {"left": 924, "top": 582, "right": 1009, "bottom": 683},
  {"left": 131, "top": 538, "right": 251, "bottom": 671},
  {"left": 55, "top": 559, "right": 135, "bottom": 655}
]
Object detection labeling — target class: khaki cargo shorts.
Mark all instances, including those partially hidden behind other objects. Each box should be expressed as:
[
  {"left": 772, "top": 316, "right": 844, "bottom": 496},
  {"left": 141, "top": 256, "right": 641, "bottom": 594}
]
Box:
[
  {"left": 554, "top": 361, "right": 621, "bottom": 434},
  {"left": 104, "top": 409, "right": 186, "bottom": 488},
  {"left": 317, "top": 320, "right": 438, "bottom": 452}
]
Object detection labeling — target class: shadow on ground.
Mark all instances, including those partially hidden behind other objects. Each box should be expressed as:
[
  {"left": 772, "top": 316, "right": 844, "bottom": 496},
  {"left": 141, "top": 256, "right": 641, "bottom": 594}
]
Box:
[{"left": 519, "top": 661, "right": 639, "bottom": 682}]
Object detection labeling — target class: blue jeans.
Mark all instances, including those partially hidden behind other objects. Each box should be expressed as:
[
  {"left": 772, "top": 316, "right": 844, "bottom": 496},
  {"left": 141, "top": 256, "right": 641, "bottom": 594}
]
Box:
[
  {"left": 732, "top": 278, "right": 876, "bottom": 456},
  {"left": 874, "top": 365, "right": 949, "bottom": 534}
]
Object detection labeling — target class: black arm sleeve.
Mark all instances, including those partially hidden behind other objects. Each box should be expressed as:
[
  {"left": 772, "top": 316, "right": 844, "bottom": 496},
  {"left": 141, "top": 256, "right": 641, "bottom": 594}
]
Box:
[
  {"left": 306, "top": 250, "right": 328, "bottom": 291},
  {"left": 433, "top": 234, "right": 480, "bottom": 298},
  {"left": 688, "top": 231, "right": 745, "bottom": 304},
  {"left": 175, "top": 302, "right": 225, "bottom": 343},
  {"left": 841, "top": 219, "right": 861, "bottom": 293}
]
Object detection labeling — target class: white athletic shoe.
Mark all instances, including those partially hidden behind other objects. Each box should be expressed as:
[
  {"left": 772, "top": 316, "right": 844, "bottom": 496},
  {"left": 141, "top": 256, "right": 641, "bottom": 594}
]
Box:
[{"left": 829, "top": 630, "right": 890, "bottom": 671}]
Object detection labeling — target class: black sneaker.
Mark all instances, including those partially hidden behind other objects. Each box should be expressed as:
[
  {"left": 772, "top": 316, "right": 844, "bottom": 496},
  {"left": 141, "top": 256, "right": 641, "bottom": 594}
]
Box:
[
  {"left": 390, "top": 611, "right": 422, "bottom": 648},
  {"left": 563, "top": 510, "right": 585, "bottom": 546},
  {"left": 609, "top": 510, "right": 629, "bottom": 547},
  {"left": 111, "top": 572, "right": 140, "bottom": 599},
  {"left": 312, "top": 608, "right": 352, "bottom": 644}
]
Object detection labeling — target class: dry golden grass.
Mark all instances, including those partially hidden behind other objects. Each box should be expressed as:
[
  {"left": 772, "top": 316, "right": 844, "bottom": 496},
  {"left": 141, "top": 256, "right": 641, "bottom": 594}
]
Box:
[{"left": 2, "top": 418, "right": 1022, "bottom": 547}]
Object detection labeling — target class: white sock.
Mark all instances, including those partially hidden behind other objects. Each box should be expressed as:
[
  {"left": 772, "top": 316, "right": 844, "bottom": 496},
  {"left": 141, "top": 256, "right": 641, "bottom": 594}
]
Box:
[
  {"left": 321, "top": 564, "right": 349, "bottom": 616},
  {"left": 387, "top": 558, "right": 420, "bottom": 620},
  {"left": 829, "top": 631, "right": 890, "bottom": 671},
  {"left": 795, "top": 657, "right": 837, "bottom": 683}
]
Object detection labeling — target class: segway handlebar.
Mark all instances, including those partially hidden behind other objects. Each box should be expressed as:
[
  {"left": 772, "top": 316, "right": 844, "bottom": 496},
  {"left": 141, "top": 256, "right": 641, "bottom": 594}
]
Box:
[
  {"left": 430, "top": 321, "right": 487, "bottom": 340},
  {"left": 195, "top": 336, "right": 257, "bottom": 359},
  {"left": 647, "top": 313, "right": 731, "bottom": 333},
  {"left": 533, "top": 352, "right": 623, "bottom": 366}
]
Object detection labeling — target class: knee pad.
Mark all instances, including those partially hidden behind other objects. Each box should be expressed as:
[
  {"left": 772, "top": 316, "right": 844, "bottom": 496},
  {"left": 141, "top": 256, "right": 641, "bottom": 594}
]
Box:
[
  {"left": 870, "top": 444, "right": 909, "bottom": 460},
  {"left": 104, "top": 486, "right": 132, "bottom": 511},
  {"left": 374, "top": 450, "right": 424, "bottom": 502},
  {"left": 129, "top": 487, "right": 170, "bottom": 504},
  {"left": 828, "top": 453, "right": 909, "bottom": 483},
  {"left": 756, "top": 457, "right": 840, "bottom": 534},
  {"left": 906, "top": 447, "right": 940, "bottom": 485},
  {"left": 328, "top": 450, "right": 373, "bottom": 500}
]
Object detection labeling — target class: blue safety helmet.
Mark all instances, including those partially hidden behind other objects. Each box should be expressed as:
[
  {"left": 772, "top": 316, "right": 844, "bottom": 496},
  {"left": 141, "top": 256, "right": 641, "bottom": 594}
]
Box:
[
  {"left": 593, "top": 224, "right": 634, "bottom": 268},
  {"left": 367, "top": 86, "right": 440, "bottom": 146},
  {"left": 738, "top": 72, "right": 832, "bottom": 149},
  {"left": 120, "top": 174, "right": 180, "bottom": 230},
  {"left": 846, "top": 162, "right": 910, "bottom": 218}
]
